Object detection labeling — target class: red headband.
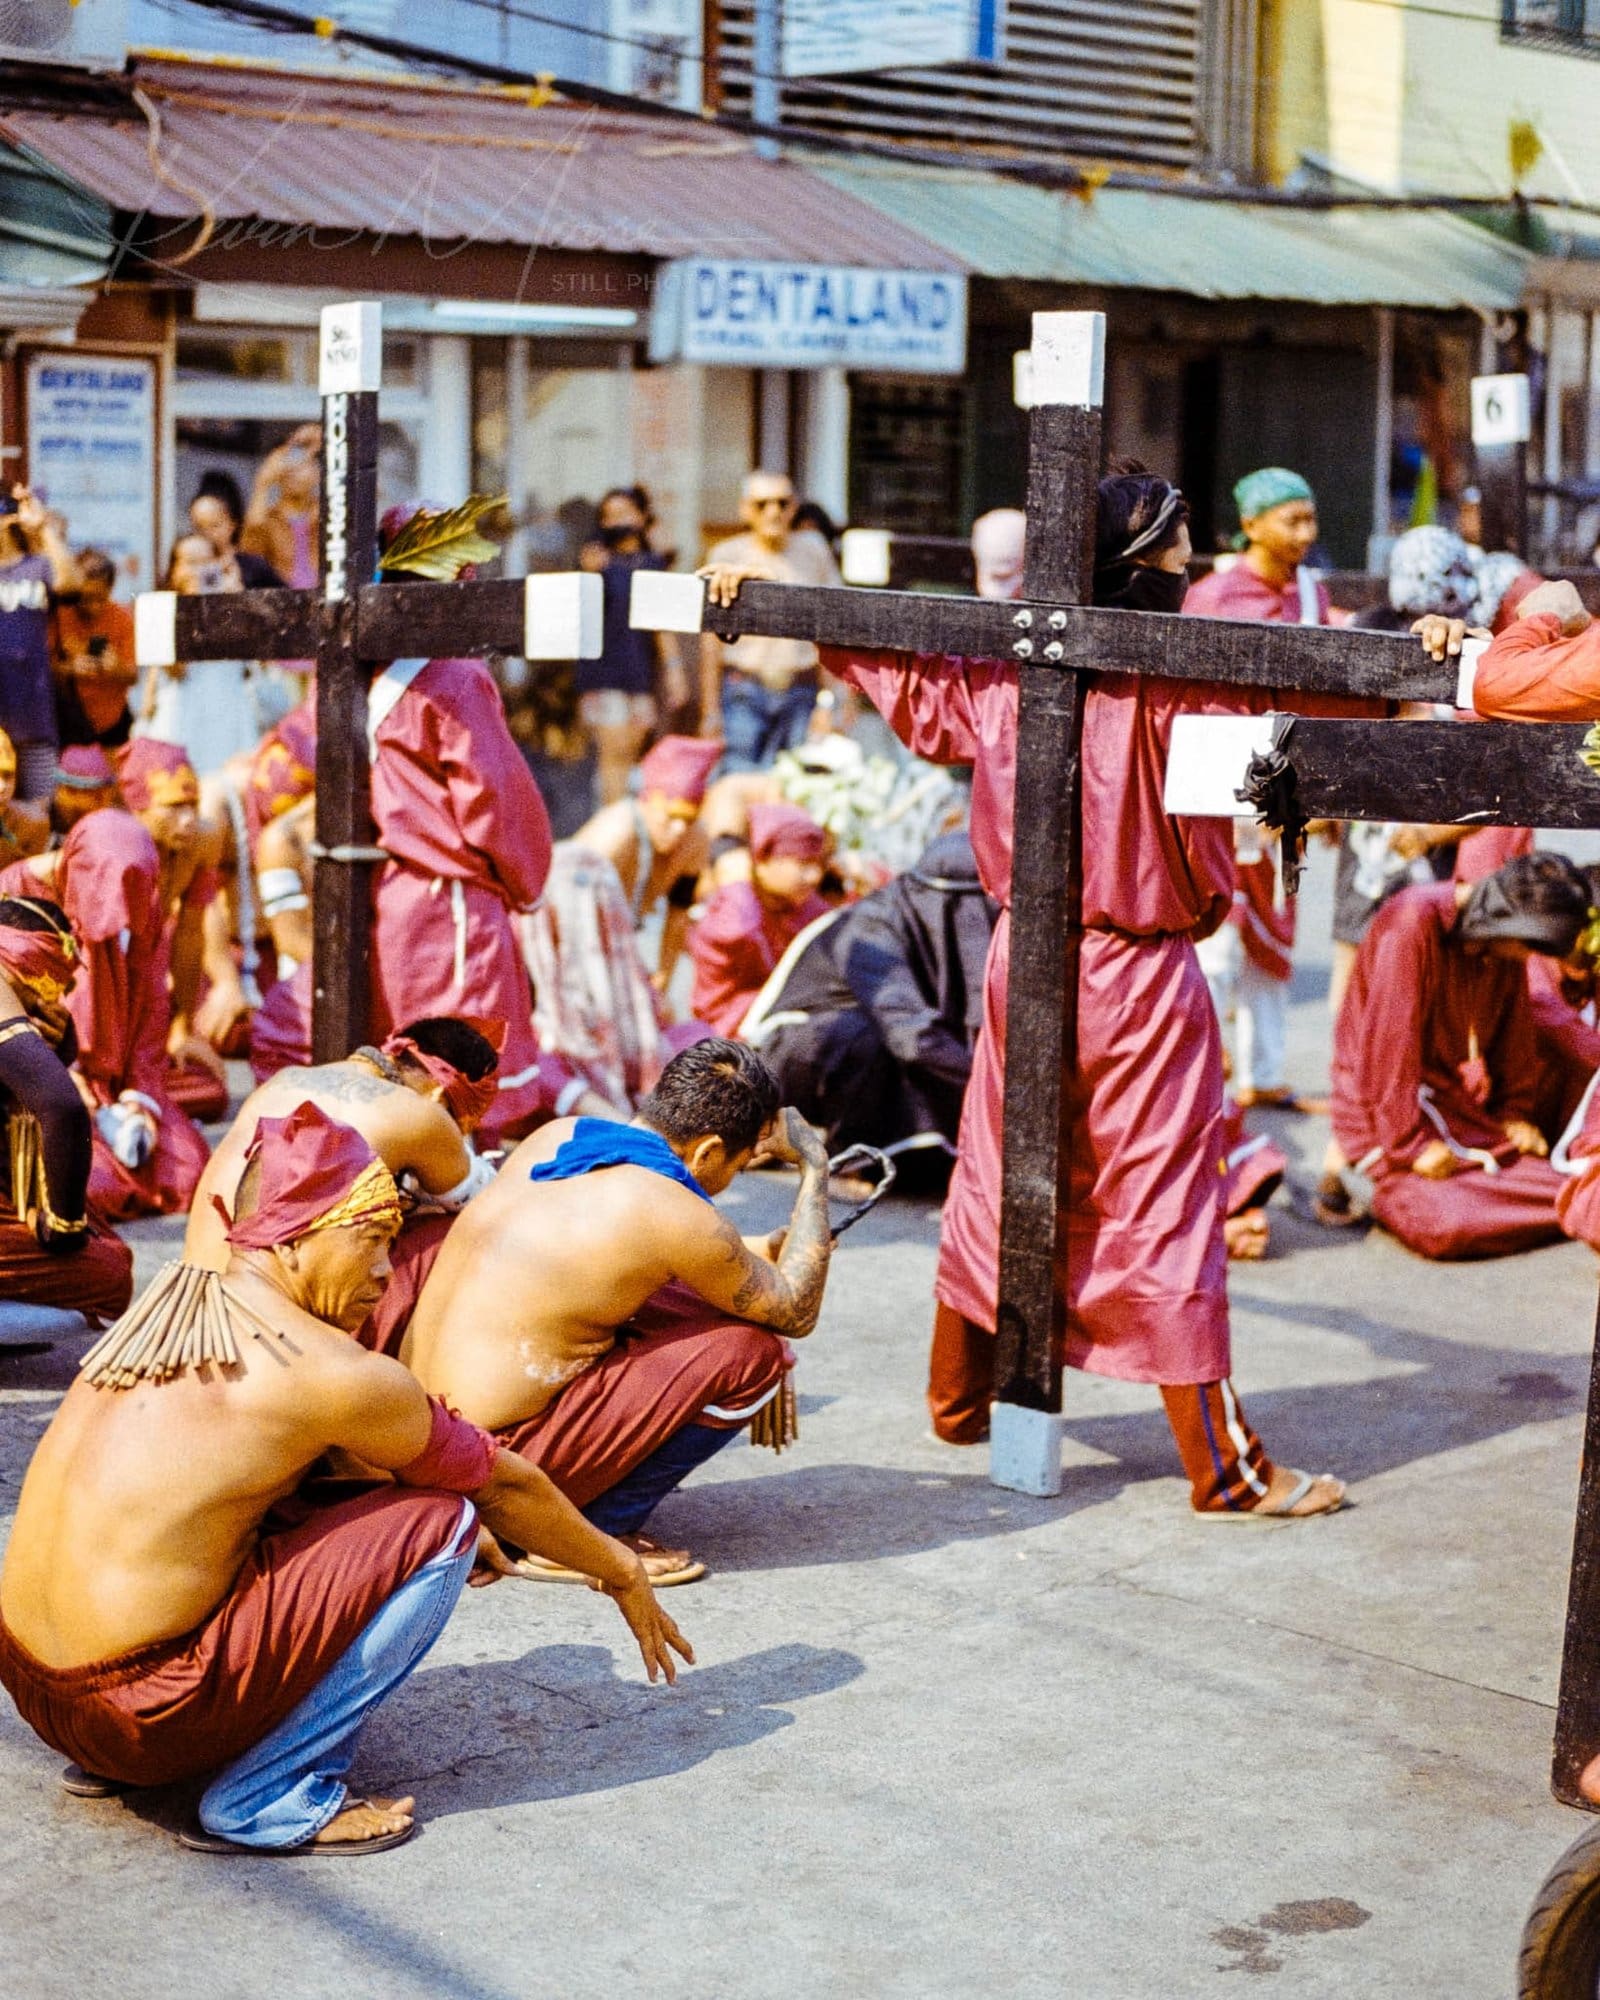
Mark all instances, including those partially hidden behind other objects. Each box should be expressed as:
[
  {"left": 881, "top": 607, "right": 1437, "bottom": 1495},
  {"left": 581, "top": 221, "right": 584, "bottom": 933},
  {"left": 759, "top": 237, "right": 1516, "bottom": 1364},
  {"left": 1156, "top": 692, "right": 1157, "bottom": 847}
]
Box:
[
  {"left": 118, "top": 738, "right": 199, "bottom": 814},
  {"left": 749, "top": 801, "right": 827, "bottom": 863},
  {"left": 638, "top": 734, "right": 721, "bottom": 808},
  {"left": 0, "top": 903, "right": 77, "bottom": 1014},
  {"left": 381, "top": 1029, "right": 502, "bottom": 1128},
  {"left": 224, "top": 1102, "right": 402, "bottom": 1251}
]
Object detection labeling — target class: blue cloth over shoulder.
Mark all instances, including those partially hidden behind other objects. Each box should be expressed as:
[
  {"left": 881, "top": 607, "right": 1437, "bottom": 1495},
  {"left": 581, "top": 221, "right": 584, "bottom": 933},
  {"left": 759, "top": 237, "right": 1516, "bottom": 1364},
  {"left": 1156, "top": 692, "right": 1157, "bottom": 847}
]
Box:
[{"left": 528, "top": 1118, "right": 712, "bottom": 1205}]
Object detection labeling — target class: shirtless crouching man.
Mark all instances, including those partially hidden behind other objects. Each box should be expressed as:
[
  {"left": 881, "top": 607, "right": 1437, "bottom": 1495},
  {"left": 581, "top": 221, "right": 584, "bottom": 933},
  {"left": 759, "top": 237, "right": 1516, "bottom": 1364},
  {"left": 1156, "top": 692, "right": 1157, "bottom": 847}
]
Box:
[
  {"left": 0, "top": 1102, "right": 688, "bottom": 1855},
  {"left": 404, "top": 1039, "right": 832, "bottom": 1587},
  {"left": 185, "top": 1016, "right": 505, "bottom": 1347}
]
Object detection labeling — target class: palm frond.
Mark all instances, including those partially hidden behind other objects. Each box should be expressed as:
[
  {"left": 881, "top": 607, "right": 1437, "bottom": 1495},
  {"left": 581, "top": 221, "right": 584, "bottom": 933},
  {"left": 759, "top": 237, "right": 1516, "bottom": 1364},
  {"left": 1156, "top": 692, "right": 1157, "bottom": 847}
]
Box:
[{"left": 379, "top": 494, "right": 506, "bottom": 581}]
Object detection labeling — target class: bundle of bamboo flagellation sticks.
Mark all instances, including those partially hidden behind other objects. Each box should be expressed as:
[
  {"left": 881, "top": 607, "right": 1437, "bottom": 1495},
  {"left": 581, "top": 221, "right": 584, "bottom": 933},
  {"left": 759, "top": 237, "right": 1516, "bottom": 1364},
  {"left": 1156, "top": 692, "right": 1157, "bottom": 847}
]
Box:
[
  {"left": 79, "top": 1261, "right": 283, "bottom": 1390},
  {"left": 748, "top": 1372, "right": 798, "bottom": 1454}
]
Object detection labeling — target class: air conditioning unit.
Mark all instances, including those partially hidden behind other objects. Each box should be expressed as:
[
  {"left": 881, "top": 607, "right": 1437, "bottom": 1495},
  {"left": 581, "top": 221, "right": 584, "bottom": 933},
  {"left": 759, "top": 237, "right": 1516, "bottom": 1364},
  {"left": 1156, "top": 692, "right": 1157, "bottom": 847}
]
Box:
[{"left": 0, "top": 0, "right": 129, "bottom": 67}]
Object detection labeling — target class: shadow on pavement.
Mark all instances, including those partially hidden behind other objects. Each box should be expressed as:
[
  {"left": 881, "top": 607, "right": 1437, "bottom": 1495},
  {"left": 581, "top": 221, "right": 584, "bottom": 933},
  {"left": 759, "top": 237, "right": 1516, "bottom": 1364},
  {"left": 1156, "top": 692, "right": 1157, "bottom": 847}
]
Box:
[
  {"left": 383, "top": 1639, "right": 865, "bottom": 1818},
  {"left": 657, "top": 1459, "right": 1121, "bottom": 1572}
]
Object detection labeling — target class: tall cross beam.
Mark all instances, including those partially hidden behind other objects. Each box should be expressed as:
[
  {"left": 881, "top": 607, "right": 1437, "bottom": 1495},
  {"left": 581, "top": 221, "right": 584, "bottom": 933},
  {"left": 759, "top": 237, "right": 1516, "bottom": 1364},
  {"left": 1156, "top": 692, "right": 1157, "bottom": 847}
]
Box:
[
  {"left": 132, "top": 300, "right": 603, "bottom": 1062},
  {"left": 628, "top": 307, "right": 1600, "bottom": 1809}
]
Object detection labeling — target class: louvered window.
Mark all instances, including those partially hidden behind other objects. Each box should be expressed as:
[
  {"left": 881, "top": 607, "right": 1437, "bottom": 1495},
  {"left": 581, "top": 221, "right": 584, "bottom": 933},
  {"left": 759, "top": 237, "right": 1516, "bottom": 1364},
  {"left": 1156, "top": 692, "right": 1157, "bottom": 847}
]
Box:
[{"left": 709, "top": 0, "right": 1256, "bottom": 175}]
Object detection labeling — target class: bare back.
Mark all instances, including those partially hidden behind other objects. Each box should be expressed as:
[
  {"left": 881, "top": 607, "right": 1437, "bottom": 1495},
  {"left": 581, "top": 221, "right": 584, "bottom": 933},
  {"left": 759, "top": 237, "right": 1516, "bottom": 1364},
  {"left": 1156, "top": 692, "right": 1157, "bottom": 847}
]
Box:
[
  {"left": 0, "top": 1270, "right": 425, "bottom": 1668},
  {"left": 186, "top": 1060, "right": 469, "bottom": 1270},
  {"left": 406, "top": 1122, "right": 750, "bottom": 1432},
  {"left": 573, "top": 801, "right": 707, "bottom": 914}
]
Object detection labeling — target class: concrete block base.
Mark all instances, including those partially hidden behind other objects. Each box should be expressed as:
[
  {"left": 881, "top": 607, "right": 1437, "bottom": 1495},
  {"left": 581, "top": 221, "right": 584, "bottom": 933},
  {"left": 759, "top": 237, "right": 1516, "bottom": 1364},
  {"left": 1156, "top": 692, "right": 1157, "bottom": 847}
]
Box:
[{"left": 989, "top": 1401, "right": 1065, "bottom": 1496}]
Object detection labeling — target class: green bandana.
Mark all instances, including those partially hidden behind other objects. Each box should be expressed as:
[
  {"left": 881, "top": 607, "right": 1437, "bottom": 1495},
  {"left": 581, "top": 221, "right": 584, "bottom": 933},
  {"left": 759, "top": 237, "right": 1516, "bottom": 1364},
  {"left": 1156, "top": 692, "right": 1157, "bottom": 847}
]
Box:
[{"left": 1233, "top": 467, "right": 1314, "bottom": 525}]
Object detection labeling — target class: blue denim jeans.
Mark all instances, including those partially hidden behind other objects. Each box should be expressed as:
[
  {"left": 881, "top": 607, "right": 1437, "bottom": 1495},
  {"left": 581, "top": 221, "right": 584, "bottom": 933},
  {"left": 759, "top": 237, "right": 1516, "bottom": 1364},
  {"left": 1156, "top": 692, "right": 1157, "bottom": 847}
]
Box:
[
  {"left": 719, "top": 672, "right": 818, "bottom": 772},
  {"left": 582, "top": 1422, "right": 742, "bottom": 1536},
  {"left": 197, "top": 1500, "right": 475, "bottom": 1849}
]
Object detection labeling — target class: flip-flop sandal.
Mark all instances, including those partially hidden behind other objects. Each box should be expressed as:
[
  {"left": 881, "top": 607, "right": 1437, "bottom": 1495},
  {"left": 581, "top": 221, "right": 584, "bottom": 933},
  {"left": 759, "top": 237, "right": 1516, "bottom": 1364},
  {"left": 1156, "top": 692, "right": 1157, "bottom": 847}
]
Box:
[
  {"left": 179, "top": 1808, "right": 417, "bottom": 1857},
  {"left": 60, "top": 1763, "right": 127, "bottom": 1799},
  {"left": 507, "top": 1551, "right": 709, "bottom": 1587},
  {"left": 1196, "top": 1472, "right": 1348, "bottom": 1523}
]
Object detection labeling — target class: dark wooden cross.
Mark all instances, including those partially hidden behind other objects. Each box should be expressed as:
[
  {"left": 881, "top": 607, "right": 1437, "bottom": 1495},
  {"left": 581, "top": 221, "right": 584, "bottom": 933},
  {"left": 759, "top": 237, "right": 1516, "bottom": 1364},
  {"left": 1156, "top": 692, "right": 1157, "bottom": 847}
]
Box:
[
  {"left": 132, "top": 299, "right": 603, "bottom": 1066},
  {"left": 628, "top": 309, "right": 1600, "bottom": 1811}
]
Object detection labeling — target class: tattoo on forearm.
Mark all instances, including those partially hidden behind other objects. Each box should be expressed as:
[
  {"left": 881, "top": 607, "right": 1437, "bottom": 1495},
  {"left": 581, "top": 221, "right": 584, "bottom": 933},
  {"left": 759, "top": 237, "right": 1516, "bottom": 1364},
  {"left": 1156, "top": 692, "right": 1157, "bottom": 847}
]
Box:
[
  {"left": 715, "top": 1172, "right": 831, "bottom": 1334},
  {"left": 772, "top": 1167, "right": 831, "bottom": 1333}
]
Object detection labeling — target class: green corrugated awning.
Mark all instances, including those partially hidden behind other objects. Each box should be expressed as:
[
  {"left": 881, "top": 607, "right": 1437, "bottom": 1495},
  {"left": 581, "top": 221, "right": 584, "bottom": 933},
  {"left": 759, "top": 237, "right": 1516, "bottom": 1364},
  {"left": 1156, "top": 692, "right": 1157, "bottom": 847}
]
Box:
[
  {"left": 813, "top": 163, "right": 1532, "bottom": 310},
  {"left": 0, "top": 144, "right": 113, "bottom": 290}
]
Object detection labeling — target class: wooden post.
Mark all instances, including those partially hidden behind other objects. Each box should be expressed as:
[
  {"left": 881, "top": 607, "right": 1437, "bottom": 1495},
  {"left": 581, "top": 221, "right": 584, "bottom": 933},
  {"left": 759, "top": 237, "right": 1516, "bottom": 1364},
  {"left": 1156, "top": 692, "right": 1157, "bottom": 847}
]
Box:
[
  {"left": 989, "top": 311, "right": 1103, "bottom": 1495},
  {"left": 1555, "top": 1292, "right": 1600, "bottom": 1807},
  {"left": 1471, "top": 370, "right": 1530, "bottom": 560},
  {"left": 311, "top": 301, "right": 383, "bottom": 1064}
]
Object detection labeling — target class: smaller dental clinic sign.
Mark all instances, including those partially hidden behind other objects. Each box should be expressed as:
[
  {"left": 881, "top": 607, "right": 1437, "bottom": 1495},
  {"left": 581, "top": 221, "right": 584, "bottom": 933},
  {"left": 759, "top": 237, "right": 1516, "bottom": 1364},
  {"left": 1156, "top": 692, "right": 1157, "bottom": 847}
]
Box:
[
  {"left": 653, "top": 261, "right": 967, "bottom": 374},
  {"left": 26, "top": 354, "right": 157, "bottom": 594}
]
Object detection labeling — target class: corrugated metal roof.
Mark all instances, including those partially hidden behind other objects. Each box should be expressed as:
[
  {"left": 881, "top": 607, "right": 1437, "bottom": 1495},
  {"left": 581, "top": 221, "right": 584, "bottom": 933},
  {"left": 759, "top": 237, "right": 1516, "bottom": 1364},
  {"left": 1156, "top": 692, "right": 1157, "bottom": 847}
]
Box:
[
  {"left": 716, "top": 0, "right": 1212, "bottom": 173},
  {"left": 0, "top": 57, "right": 962, "bottom": 270},
  {"left": 814, "top": 163, "right": 1532, "bottom": 309}
]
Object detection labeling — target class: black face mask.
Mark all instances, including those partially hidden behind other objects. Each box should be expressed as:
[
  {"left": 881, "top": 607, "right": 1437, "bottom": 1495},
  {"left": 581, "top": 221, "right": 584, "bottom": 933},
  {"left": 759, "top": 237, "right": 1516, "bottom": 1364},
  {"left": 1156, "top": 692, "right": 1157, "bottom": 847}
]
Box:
[
  {"left": 1095, "top": 563, "right": 1189, "bottom": 614},
  {"left": 598, "top": 523, "right": 639, "bottom": 550}
]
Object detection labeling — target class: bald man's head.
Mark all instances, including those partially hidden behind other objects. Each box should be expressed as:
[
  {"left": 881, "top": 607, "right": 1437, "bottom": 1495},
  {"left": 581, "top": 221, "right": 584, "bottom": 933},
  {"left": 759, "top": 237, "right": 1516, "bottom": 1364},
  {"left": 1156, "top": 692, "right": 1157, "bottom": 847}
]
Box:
[{"left": 971, "top": 508, "right": 1026, "bottom": 600}]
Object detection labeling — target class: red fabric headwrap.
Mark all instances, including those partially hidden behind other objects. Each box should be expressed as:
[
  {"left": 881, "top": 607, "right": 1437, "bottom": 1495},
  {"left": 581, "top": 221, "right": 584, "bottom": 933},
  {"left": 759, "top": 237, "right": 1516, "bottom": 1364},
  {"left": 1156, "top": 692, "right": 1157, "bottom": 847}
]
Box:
[
  {"left": 0, "top": 900, "right": 77, "bottom": 1010},
  {"left": 381, "top": 1030, "right": 502, "bottom": 1128},
  {"left": 638, "top": 734, "right": 721, "bottom": 807},
  {"left": 56, "top": 745, "right": 117, "bottom": 792},
  {"left": 749, "top": 801, "right": 827, "bottom": 863},
  {"left": 246, "top": 701, "right": 317, "bottom": 849},
  {"left": 225, "top": 1101, "right": 400, "bottom": 1250},
  {"left": 59, "top": 810, "right": 160, "bottom": 945},
  {"left": 117, "top": 738, "right": 199, "bottom": 814}
]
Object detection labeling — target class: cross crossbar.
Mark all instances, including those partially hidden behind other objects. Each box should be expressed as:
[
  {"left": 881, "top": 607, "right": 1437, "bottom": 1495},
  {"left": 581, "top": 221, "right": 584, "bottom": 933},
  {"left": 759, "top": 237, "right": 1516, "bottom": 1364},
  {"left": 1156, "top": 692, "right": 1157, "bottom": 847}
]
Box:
[
  {"left": 1167, "top": 717, "right": 1600, "bottom": 829},
  {"left": 131, "top": 300, "right": 602, "bottom": 1063},
  {"left": 631, "top": 572, "right": 1465, "bottom": 707}
]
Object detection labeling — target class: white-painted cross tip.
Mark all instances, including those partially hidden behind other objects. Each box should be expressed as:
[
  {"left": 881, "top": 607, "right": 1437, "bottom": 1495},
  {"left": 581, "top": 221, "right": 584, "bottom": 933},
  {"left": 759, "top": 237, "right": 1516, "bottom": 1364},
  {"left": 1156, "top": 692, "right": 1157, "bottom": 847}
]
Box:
[
  {"left": 133, "top": 591, "right": 177, "bottom": 668},
  {"left": 1470, "top": 373, "right": 1531, "bottom": 448},
  {"left": 1012, "top": 349, "right": 1034, "bottom": 410},
  {"left": 1029, "top": 311, "right": 1106, "bottom": 410},
  {"left": 989, "top": 1402, "right": 1065, "bottom": 1497},
  {"left": 1163, "top": 713, "right": 1284, "bottom": 818},
  {"left": 1456, "top": 636, "right": 1488, "bottom": 711},
  {"left": 523, "top": 572, "right": 603, "bottom": 661},
  {"left": 319, "top": 300, "right": 383, "bottom": 396},
  {"left": 840, "top": 527, "right": 893, "bottom": 588},
  {"left": 631, "top": 568, "right": 707, "bottom": 634}
]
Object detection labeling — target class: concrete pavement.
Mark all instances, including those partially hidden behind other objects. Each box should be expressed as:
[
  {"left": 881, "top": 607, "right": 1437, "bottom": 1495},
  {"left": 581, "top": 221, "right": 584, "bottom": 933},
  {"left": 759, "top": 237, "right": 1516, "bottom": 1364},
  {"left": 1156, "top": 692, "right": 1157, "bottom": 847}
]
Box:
[{"left": 0, "top": 845, "right": 1592, "bottom": 1998}]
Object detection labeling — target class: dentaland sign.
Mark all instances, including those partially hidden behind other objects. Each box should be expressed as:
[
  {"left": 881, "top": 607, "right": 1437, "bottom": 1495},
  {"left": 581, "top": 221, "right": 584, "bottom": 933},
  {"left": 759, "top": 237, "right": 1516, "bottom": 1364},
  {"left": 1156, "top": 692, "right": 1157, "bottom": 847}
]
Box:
[{"left": 652, "top": 260, "right": 967, "bottom": 374}]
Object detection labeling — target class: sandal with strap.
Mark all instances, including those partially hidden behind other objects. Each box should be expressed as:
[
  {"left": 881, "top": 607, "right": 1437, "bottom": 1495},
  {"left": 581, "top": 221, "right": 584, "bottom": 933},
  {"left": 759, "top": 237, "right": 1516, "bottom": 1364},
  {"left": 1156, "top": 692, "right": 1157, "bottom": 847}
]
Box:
[
  {"left": 179, "top": 1805, "right": 417, "bottom": 1857},
  {"left": 1197, "top": 1471, "right": 1348, "bottom": 1523}
]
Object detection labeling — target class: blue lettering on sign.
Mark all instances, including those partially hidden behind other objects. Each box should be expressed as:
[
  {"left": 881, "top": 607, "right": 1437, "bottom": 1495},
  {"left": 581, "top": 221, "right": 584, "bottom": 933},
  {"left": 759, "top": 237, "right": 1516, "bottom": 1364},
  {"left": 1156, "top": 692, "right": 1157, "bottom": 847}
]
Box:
[{"left": 678, "top": 261, "right": 966, "bottom": 373}]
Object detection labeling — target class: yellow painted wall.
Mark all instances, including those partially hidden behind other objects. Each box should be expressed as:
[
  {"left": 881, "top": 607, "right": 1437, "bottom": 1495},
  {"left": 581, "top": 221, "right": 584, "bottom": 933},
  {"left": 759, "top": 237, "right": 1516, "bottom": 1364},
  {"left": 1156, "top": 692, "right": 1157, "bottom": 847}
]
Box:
[{"left": 1262, "top": 0, "right": 1600, "bottom": 203}]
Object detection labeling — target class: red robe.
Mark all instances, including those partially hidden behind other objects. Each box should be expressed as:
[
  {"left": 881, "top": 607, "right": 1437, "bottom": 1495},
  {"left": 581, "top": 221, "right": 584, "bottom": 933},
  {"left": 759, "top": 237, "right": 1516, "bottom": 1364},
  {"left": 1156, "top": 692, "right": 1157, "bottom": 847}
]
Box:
[
  {"left": 0, "top": 812, "right": 209, "bottom": 1220},
  {"left": 689, "top": 881, "right": 830, "bottom": 1038},
  {"left": 1184, "top": 564, "right": 1332, "bottom": 626},
  {"left": 162, "top": 858, "right": 230, "bottom": 1124},
  {"left": 1220, "top": 1098, "right": 1288, "bottom": 1217},
  {"left": 1232, "top": 850, "right": 1294, "bottom": 982},
  {"left": 1453, "top": 825, "right": 1534, "bottom": 885},
  {"left": 261, "top": 662, "right": 560, "bottom": 1132},
  {"left": 1473, "top": 612, "right": 1600, "bottom": 721},
  {"left": 370, "top": 659, "right": 553, "bottom": 1142},
  {"left": 1527, "top": 951, "right": 1600, "bottom": 1142},
  {"left": 1185, "top": 567, "right": 1319, "bottom": 988},
  {"left": 1330, "top": 882, "right": 1564, "bottom": 1258},
  {"left": 823, "top": 644, "right": 1378, "bottom": 1384}
]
